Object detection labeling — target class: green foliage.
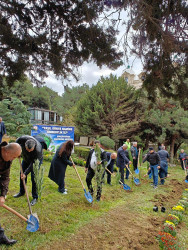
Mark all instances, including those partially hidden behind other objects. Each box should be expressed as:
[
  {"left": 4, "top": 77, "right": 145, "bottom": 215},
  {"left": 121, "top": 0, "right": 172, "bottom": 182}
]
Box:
[
  {"left": 33, "top": 160, "right": 45, "bottom": 201},
  {"left": 0, "top": 97, "right": 31, "bottom": 137},
  {"left": 0, "top": 1, "right": 122, "bottom": 91},
  {"left": 74, "top": 147, "right": 90, "bottom": 160},
  {"left": 99, "top": 136, "right": 115, "bottom": 149},
  {"left": 76, "top": 75, "right": 138, "bottom": 138}
]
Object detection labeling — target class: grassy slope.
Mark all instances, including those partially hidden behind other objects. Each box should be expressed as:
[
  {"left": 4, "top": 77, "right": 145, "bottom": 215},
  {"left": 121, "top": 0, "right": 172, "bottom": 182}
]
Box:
[{"left": 0, "top": 160, "right": 187, "bottom": 249}]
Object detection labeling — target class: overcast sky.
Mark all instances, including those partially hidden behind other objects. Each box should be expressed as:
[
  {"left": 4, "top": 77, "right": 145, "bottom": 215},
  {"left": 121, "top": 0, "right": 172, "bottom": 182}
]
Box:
[
  {"left": 44, "top": 9, "right": 143, "bottom": 96},
  {"left": 44, "top": 58, "right": 143, "bottom": 96}
]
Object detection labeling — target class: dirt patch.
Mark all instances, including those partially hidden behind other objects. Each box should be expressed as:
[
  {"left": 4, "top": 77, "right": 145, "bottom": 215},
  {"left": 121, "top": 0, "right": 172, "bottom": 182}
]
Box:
[
  {"left": 150, "top": 179, "right": 186, "bottom": 208},
  {"left": 41, "top": 180, "right": 186, "bottom": 250}
]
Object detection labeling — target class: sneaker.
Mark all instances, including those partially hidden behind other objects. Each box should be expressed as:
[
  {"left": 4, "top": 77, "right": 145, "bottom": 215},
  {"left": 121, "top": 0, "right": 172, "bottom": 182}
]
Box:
[
  {"left": 150, "top": 184, "right": 154, "bottom": 187},
  {"left": 65, "top": 189, "right": 67, "bottom": 192},
  {"left": 154, "top": 186, "right": 158, "bottom": 189},
  {"left": 62, "top": 191, "right": 67, "bottom": 195},
  {"left": 96, "top": 197, "right": 100, "bottom": 202}
]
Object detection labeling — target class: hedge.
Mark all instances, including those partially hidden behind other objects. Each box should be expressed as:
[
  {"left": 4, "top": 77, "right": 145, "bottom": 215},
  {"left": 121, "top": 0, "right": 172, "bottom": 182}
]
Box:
[{"left": 74, "top": 146, "right": 90, "bottom": 160}]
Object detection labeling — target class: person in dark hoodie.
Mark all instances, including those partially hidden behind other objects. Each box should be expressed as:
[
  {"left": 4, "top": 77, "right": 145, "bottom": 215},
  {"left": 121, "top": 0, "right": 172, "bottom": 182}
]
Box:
[
  {"left": 14, "top": 135, "right": 43, "bottom": 206},
  {"left": 48, "top": 140, "right": 74, "bottom": 194},
  {"left": 143, "top": 147, "right": 160, "bottom": 189}
]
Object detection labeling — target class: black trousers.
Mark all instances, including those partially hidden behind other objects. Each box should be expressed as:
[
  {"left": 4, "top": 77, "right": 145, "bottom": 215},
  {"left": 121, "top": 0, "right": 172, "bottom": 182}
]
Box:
[
  {"left": 119, "top": 166, "right": 125, "bottom": 184},
  {"left": 19, "top": 160, "right": 38, "bottom": 199},
  {"left": 133, "top": 158, "right": 138, "bottom": 170},
  {"left": 102, "top": 164, "right": 113, "bottom": 184},
  {"left": 0, "top": 224, "right": 4, "bottom": 238},
  {"left": 86, "top": 168, "right": 95, "bottom": 195}
]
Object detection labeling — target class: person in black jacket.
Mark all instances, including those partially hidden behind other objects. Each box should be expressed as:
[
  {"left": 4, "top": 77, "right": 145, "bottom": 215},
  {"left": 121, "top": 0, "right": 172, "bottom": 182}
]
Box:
[
  {"left": 116, "top": 144, "right": 131, "bottom": 184},
  {"left": 13, "top": 135, "right": 43, "bottom": 205},
  {"left": 0, "top": 142, "right": 21, "bottom": 246},
  {"left": 85, "top": 140, "right": 107, "bottom": 201},
  {"left": 102, "top": 152, "right": 117, "bottom": 185},
  {"left": 48, "top": 140, "right": 74, "bottom": 194},
  {"left": 143, "top": 147, "right": 160, "bottom": 189}
]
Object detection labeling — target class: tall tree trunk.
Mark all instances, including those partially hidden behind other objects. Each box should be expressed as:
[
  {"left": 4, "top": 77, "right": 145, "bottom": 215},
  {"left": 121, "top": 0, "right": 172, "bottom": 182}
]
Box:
[{"left": 170, "top": 135, "right": 176, "bottom": 163}]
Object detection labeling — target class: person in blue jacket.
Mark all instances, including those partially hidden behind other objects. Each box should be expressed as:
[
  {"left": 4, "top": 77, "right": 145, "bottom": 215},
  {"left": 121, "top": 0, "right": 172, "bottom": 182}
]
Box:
[
  {"left": 179, "top": 149, "right": 187, "bottom": 170},
  {"left": 48, "top": 140, "right": 74, "bottom": 194},
  {"left": 117, "top": 144, "right": 131, "bottom": 184},
  {"left": 158, "top": 145, "right": 169, "bottom": 184},
  {"left": 0, "top": 117, "right": 6, "bottom": 143}
]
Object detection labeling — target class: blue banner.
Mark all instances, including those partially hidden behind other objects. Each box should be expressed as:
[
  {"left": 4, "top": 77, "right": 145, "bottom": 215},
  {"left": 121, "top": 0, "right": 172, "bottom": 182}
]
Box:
[{"left": 31, "top": 125, "right": 74, "bottom": 152}]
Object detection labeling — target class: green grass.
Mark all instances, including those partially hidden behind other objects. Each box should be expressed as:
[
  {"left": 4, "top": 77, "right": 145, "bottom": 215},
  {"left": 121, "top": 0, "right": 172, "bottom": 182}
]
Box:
[{"left": 1, "top": 160, "right": 187, "bottom": 249}]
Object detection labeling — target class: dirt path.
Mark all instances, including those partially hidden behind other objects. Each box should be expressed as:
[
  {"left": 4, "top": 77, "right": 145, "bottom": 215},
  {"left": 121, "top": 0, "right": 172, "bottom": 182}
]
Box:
[{"left": 43, "top": 179, "right": 186, "bottom": 250}]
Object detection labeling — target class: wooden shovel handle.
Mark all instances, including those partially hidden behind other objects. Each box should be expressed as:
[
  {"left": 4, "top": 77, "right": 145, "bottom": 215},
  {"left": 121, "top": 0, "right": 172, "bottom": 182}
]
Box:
[
  {"left": 105, "top": 167, "right": 113, "bottom": 175},
  {"left": 70, "top": 157, "right": 85, "bottom": 190},
  {"left": 19, "top": 158, "right": 32, "bottom": 215},
  {"left": 2, "top": 204, "right": 27, "bottom": 222},
  {"left": 125, "top": 165, "right": 133, "bottom": 176}
]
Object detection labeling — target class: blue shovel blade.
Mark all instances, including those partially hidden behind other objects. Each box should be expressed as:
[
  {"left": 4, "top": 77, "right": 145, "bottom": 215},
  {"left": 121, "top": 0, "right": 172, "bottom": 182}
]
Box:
[
  {"left": 26, "top": 214, "right": 39, "bottom": 232},
  {"left": 185, "top": 180, "right": 188, "bottom": 183},
  {"left": 84, "top": 189, "right": 93, "bottom": 203},
  {"left": 123, "top": 184, "right": 131, "bottom": 191},
  {"left": 135, "top": 169, "right": 139, "bottom": 175},
  {"left": 134, "top": 178, "right": 140, "bottom": 185}
]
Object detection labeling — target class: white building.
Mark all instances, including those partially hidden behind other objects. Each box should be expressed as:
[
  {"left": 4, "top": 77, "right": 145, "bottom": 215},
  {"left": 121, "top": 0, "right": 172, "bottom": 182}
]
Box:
[{"left": 122, "top": 66, "right": 143, "bottom": 89}]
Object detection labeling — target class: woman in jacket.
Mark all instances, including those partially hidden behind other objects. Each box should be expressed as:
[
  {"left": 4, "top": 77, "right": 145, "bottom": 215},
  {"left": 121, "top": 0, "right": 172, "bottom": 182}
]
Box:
[{"left": 48, "top": 140, "right": 74, "bottom": 194}]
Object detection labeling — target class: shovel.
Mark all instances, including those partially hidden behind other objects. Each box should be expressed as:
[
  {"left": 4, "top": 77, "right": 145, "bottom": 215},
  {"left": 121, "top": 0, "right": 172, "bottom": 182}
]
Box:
[
  {"left": 135, "top": 148, "right": 141, "bottom": 175},
  {"left": 2, "top": 204, "right": 39, "bottom": 232},
  {"left": 126, "top": 165, "right": 140, "bottom": 185},
  {"left": 183, "top": 160, "right": 188, "bottom": 183},
  {"left": 19, "top": 158, "right": 39, "bottom": 226},
  {"left": 105, "top": 168, "right": 131, "bottom": 191},
  {"left": 70, "top": 157, "right": 93, "bottom": 203}
]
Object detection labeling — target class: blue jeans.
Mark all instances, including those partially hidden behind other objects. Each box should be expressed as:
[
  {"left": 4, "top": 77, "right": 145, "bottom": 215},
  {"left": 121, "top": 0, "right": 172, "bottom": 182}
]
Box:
[
  {"left": 160, "top": 161, "right": 168, "bottom": 184},
  {"left": 150, "top": 164, "right": 158, "bottom": 186},
  {"left": 125, "top": 165, "right": 130, "bottom": 179}
]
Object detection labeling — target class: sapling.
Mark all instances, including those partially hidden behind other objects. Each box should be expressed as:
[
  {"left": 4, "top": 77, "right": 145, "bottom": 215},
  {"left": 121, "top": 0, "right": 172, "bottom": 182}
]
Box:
[{"left": 33, "top": 160, "right": 44, "bottom": 201}]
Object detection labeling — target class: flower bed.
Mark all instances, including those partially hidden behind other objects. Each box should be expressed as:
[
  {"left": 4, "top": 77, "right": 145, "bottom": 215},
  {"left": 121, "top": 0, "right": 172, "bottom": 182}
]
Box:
[{"left": 157, "top": 188, "right": 188, "bottom": 249}]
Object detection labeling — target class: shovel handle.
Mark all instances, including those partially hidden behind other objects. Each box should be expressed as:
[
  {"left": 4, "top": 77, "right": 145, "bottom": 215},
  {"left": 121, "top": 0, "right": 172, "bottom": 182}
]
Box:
[
  {"left": 137, "top": 148, "right": 141, "bottom": 168},
  {"left": 125, "top": 165, "right": 133, "bottom": 176},
  {"left": 2, "top": 204, "right": 27, "bottom": 222},
  {"left": 70, "top": 157, "right": 86, "bottom": 190},
  {"left": 183, "top": 161, "right": 187, "bottom": 176},
  {"left": 19, "top": 158, "right": 32, "bottom": 215},
  {"left": 105, "top": 167, "right": 113, "bottom": 175}
]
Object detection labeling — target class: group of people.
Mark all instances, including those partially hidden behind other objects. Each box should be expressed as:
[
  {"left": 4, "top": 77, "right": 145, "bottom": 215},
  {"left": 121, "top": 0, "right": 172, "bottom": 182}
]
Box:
[{"left": 0, "top": 132, "right": 187, "bottom": 246}]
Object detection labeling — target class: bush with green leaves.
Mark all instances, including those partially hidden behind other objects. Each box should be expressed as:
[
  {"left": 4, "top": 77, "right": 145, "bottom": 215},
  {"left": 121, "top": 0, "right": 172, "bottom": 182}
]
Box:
[
  {"left": 74, "top": 146, "right": 90, "bottom": 160},
  {"left": 99, "top": 136, "right": 115, "bottom": 149}
]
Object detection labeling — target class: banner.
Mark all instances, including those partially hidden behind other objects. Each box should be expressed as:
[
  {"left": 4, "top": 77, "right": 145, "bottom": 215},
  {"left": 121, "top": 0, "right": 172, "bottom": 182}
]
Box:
[{"left": 31, "top": 125, "right": 74, "bottom": 152}]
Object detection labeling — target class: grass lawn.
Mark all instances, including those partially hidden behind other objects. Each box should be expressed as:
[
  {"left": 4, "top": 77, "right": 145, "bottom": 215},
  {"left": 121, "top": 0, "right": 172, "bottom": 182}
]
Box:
[{"left": 1, "top": 159, "right": 188, "bottom": 249}]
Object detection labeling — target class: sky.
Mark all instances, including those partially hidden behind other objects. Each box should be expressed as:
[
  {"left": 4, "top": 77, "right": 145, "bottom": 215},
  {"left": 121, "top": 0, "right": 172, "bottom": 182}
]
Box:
[
  {"left": 44, "top": 59, "right": 143, "bottom": 96},
  {"left": 44, "top": 8, "right": 143, "bottom": 96}
]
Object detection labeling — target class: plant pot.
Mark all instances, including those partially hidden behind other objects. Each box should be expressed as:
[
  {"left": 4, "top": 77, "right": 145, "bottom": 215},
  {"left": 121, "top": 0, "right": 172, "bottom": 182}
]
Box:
[
  {"left": 153, "top": 206, "right": 158, "bottom": 212},
  {"left": 161, "top": 206, "right": 166, "bottom": 213}
]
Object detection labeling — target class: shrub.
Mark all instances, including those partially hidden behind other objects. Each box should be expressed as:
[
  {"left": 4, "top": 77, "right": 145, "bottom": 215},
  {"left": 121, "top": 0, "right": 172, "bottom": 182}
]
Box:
[
  {"left": 99, "top": 136, "right": 115, "bottom": 149},
  {"left": 74, "top": 146, "right": 90, "bottom": 160}
]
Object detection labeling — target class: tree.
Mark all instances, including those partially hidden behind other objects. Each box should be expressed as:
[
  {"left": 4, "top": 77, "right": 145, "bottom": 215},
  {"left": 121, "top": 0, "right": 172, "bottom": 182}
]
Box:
[
  {"left": 105, "top": 0, "right": 188, "bottom": 107},
  {"left": 0, "top": 0, "right": 122, "bottom": 91},
  {"left": 76, "top": 75, "right": 138, "bottom": 141},
  {"left": 0, "top": 97, "right": 31, "bottom": 137},
  {"left": 143, "top": 98, "right": 188, "bottom": 162},
  {"left": 61, "top": 83, "right": 89, "bottom": 115}
]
